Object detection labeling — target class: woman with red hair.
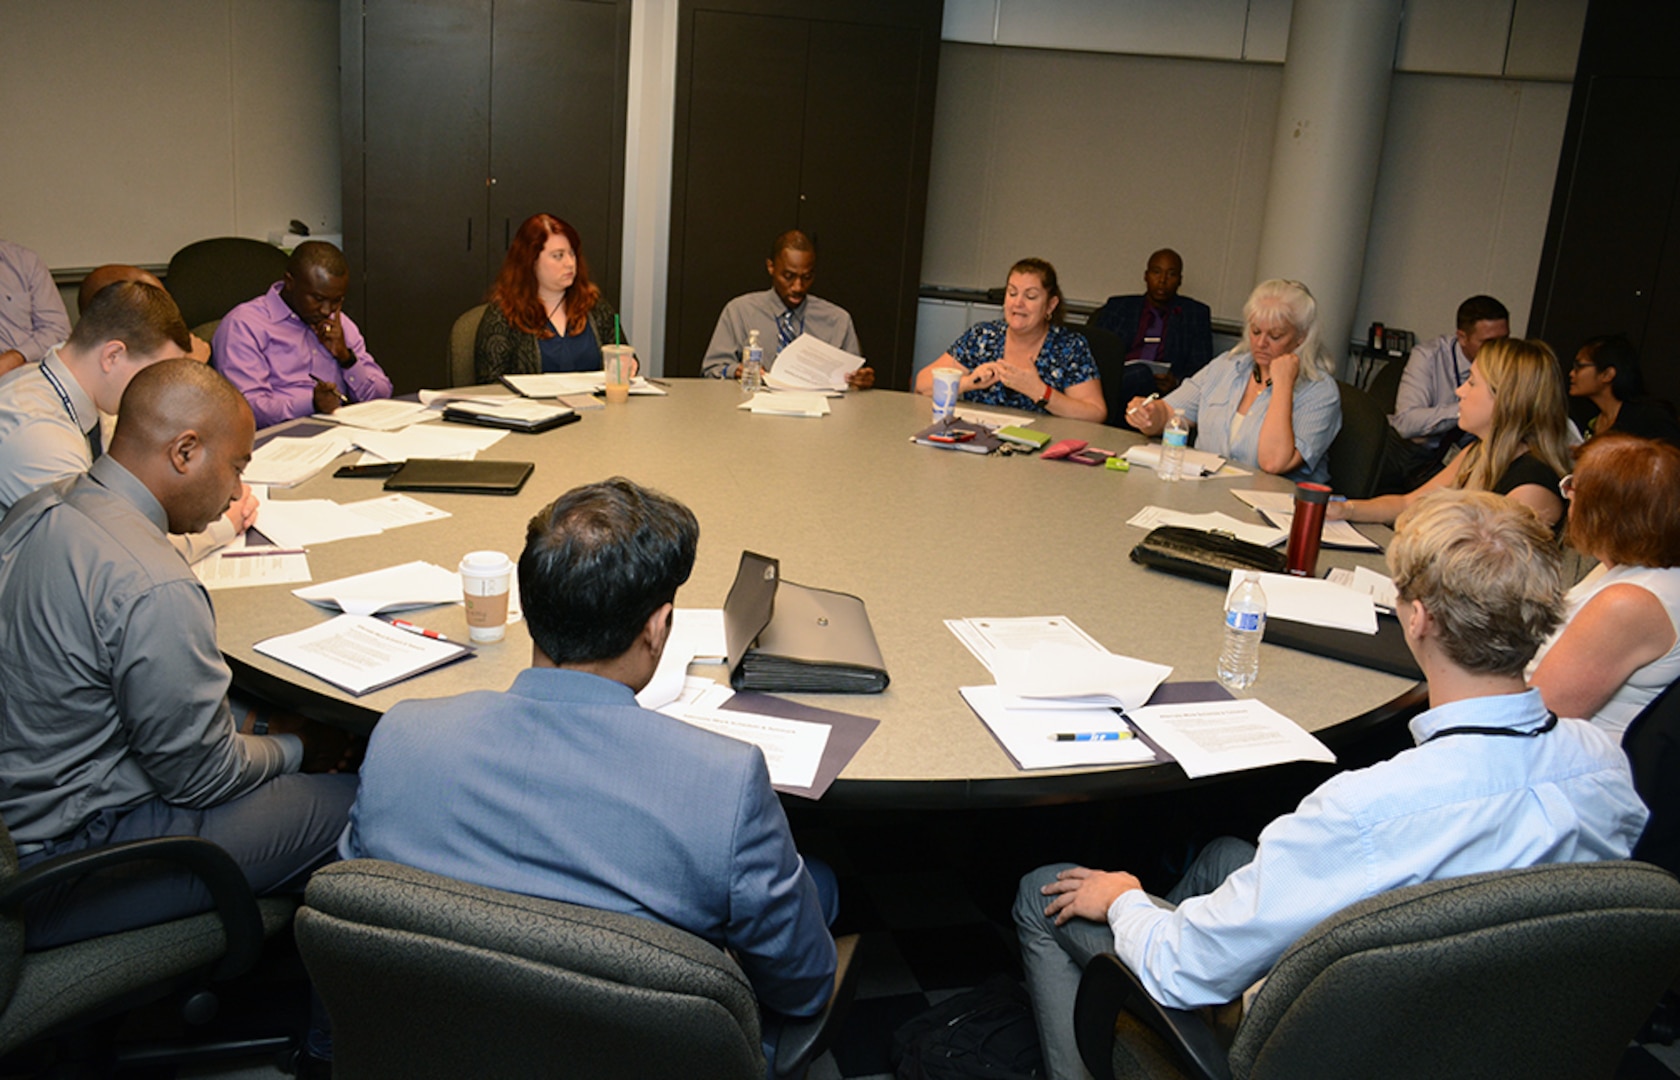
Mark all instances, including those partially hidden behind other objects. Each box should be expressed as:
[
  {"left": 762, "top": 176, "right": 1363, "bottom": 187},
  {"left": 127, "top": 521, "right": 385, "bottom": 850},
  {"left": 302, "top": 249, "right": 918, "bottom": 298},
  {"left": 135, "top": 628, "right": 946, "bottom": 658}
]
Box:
[
  {"left": 473, "top": 214, "right": 630, "bottom": 381},
  {"left": 1531, "top": 433, "right": 1680, "bottom": 737}
]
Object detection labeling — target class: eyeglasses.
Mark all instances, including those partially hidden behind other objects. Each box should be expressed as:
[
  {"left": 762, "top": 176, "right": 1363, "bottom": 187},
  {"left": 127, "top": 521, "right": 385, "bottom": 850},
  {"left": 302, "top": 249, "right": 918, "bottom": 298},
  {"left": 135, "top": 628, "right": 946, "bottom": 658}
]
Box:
[{"left": 1558, "top": 473, "right": 1575, "bottom": 500}]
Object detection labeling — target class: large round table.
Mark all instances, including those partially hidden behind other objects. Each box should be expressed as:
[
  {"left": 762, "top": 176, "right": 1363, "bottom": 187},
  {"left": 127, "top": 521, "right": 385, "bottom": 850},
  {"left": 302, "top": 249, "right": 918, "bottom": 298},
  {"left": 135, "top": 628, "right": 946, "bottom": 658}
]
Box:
[{"left": 219, "top": 381, "right": 1419, "bottom": 807}]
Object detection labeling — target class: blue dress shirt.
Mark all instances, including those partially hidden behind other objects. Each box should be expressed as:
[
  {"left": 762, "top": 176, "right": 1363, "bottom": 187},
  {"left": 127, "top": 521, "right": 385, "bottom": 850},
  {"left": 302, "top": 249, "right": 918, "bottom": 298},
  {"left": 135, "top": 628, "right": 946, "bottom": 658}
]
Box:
[
  {"left": 1163, "top": 348, "right": 1342, "bottom": 484},
  {"left": 1107, "top": 689, "right": 1647, "bottom": 1008}
]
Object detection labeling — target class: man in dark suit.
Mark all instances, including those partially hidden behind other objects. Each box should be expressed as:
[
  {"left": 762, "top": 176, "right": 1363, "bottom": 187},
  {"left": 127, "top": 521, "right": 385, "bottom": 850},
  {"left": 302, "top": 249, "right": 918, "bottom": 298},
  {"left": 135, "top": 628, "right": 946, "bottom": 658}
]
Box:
[{"left": 1088, "top": 249, "right": 1214, "bottom": 428}]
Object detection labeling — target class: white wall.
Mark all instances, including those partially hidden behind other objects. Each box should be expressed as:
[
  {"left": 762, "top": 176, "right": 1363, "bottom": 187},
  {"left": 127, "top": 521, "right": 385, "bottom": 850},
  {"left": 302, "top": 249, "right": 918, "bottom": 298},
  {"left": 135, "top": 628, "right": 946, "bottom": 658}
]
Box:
[{"left": 0, "top": 0, "right": 340, "bottom": 270}]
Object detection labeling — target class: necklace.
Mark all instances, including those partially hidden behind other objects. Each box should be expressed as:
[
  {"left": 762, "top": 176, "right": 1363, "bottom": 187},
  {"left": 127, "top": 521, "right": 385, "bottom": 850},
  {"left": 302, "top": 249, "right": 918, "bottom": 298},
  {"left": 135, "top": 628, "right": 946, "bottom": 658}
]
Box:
[
  {"left": 1252, "top": 366, "right": 1272, "bottom": 388},
  {"left": 545, "top": 294, "right": 566, "bottom": 325}
]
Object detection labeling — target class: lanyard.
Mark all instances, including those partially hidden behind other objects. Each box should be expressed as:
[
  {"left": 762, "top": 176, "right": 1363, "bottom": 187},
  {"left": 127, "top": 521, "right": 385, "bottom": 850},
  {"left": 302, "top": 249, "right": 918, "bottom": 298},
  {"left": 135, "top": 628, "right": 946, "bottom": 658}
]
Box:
[
  {"left": 39, "top": 361, "right": 86, "bottom": 434},
  {"left": 1450, "top": 340, "right": 1465, "bottom": 387},
  {"left": 1423, "top": 711, "right": 1558, "bottom": 744}
]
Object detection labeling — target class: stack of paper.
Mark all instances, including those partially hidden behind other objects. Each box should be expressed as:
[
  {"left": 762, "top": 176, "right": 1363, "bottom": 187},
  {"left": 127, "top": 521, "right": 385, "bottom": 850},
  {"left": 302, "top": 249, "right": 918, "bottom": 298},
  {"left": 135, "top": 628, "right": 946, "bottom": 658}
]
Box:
[
  {"left": 636, "top": 609, "right": 730, "bottom": 710},
  {"left": 194, "top": 547, "right": 312, "bottom": 591},
  {"left": 502, "top": 372, "right": 666, "bottom": 398},
  {"left": 245, "top": 431, "right": 355, "bottom": 487},
  {"left": 762, "top": 333, "right": 864, "bottom": 392},
  {"left": 993, "top": 642, "right": 1171, "bottom": 711},
  {"left": 1327, "top": 566, "right": 1399, "bottom": 612},
  {"left": 1230, "top": 490, "right": 1381, "bottom": 551},
  {"left": 349, "top": 424, "right": 508, "bottom": 463},
  {"left": 254, "top": 614, "right": 474, "bottom": 696},
  {"left": 318, "top": 399, "right": 435, "bottom": 431},
  {"left": 1125, "top": 699, "right": 1335, "bottom": 779},
  {"left": 738, "top": 391, "right": 831, "bottom": 417},
  {"left": 1226, "top": 570, "right": 1378, "bottom": 633},
  {"left": 1127, "top": 506, "right": 1288, "bottom": 548},
  {"left": 1123, "top": 443, "right": 1227, "bottom": 477},
  {"left": 294, "top": 561, "right": 464, "bottom": 616}
]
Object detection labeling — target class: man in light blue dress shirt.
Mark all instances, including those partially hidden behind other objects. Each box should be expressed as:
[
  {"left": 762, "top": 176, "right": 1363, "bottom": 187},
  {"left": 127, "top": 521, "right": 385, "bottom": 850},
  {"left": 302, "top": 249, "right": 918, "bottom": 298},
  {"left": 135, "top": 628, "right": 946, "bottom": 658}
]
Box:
[{"left": 1015, "top": 490, "right": 1648, "bottom": 1080}]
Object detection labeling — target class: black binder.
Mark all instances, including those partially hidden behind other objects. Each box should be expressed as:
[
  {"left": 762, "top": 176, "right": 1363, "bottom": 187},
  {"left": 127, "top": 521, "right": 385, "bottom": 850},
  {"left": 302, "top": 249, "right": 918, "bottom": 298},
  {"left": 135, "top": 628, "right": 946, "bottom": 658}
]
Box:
[
  {"left": 1263, "top": 614, "right": 1423, "bottom": 680},
  {"left": 382, "top": 458, "right": 534, "bottom": 496},
  {"left": 722, "top": 551, "right": 889, "bottom": 693}
]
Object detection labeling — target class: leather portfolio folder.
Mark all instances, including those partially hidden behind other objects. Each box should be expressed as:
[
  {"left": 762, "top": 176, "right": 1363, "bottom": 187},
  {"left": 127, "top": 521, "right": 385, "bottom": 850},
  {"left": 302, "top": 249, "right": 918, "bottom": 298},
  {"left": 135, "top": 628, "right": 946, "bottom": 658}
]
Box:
[
  {"left": 1263, "top": 614, "right": 1423, "bottom": 681},
  {"left": 382, "top": 458, "right": 535, "bottom": 496},
  {"left": 723, "top": 551, "right": 889, "bottom": 693}
]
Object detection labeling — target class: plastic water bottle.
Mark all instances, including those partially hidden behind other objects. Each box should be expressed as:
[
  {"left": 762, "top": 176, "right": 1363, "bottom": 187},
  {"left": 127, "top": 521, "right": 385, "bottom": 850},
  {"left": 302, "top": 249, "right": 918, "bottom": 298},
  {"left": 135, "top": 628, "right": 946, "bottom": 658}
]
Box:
[
  {"left": 1159, "top": 409, "right": 1190, "bottom": 481},
  {"left": 741, "top": 329, "right": 764, "bottom": 395},
  {"left": 1218, "top": 571, "right": 1267, "bottom": 691}
]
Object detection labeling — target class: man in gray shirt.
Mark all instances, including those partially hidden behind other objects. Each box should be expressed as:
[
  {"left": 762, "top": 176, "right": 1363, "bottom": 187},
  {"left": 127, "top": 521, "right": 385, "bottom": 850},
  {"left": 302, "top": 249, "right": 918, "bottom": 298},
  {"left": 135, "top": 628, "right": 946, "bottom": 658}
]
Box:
[
  {"left": 702, "top": 229, "right": 873, "bottom": 386},
  {"left": 0, "top": 359, "right": 354, "bottom": 947}
]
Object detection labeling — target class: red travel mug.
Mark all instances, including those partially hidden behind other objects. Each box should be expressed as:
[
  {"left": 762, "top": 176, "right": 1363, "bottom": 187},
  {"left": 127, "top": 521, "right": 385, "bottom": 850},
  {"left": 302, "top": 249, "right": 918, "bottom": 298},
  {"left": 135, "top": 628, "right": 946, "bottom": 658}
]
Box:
[{"left": 1286, "top": 482, "right": 1332, "bottom": 576}]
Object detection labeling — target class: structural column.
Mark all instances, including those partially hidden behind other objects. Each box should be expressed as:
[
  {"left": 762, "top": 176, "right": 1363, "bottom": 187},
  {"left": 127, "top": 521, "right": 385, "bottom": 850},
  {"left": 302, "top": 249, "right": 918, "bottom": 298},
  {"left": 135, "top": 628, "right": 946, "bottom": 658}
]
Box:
[{"left": 1254, "top": 0, "right": 1402, "bottom": 369}]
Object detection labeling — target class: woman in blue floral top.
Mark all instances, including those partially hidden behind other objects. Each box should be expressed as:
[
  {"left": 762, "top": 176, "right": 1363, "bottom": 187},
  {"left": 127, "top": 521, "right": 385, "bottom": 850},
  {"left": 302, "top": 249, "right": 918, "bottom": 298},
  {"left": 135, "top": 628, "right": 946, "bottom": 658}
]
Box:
[{"left": 916, "top": 258, "right": 1107, "bottom": 422}]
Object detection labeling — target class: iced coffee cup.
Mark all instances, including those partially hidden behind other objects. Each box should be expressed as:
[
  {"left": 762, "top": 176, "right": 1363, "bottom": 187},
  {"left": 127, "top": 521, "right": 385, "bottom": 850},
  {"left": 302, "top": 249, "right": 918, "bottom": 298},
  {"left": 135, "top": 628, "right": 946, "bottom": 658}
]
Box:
[{"left": 602, "top": 345, "right": 635, "bottom": 404}]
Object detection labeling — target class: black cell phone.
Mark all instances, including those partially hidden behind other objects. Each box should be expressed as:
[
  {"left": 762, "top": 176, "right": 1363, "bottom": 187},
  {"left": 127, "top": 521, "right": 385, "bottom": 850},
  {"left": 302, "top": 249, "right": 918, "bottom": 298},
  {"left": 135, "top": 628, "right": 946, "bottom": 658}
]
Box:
[{"left": 333, "top": 461, "right": 403, "bottom": 478}]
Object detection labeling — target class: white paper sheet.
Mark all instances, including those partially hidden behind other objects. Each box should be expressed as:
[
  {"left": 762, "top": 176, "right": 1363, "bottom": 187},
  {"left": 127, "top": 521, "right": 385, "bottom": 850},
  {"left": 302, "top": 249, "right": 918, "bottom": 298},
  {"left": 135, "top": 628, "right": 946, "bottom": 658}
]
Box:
[
  {"left": 1224, "top": 570, "right": 1379, "bottom": 634},
  {"left": 661, "top": 706, "right": 830, "bottom": 789},
  {"left": 959, "top": 685, "right": 1157, "bottom": 770},
  {"left": 194, "top": 549, "right": 312, "bottom": 591},
  {"left": 254, "top": 614, "right": 471, "bottom": 696},
  {"left": 1126, "top": 698, "right": 1336, "bottom": 779},
  {"left": 738, "top": 391, "right": 831, "bottom": 417},
  {"left": 952, "top": 407, "right": 1032, "bottom": 429},
  {"left": 993, "top": 643, "right": 1172, "bottom": 711},
  {"left": 1328, "top": 566, "right": 1400, "bottom": 612},
  {"left": 762, "top": 333, "right": 864, "bottom": 392},
  {"left": 318, "top": 399, "right": 435, "bottom": 430},
  {"left": 1230, "top": 490, "right": 1382, "bottom": 551},
  {"left": 253, "top": 497, "right": 385, "bottom": 548},
  {"left": 294, "top": 561, "right": 463, "bottom": 616},
  {"left": 1126, "top": 506, "right": 1288, "bottom": 548},
  {"left": 1123, "top": 443, "right": 1227, "bottom": 477},
  {"left": 244, "top": 431, "right": 355, "bottom": 487},
  {"left": 349, "top": 424, "right": 508, "bottom": 463},
  {"left": 945, "top": 616, "right": 1106, "bottom": 673},
  {"left": 634, "top": 608, "right": 732, "bottom": 709},
  {"left": 341, "top": 494, "right": 451, "bottom": 531},
  {"left": 502, "top": 372, "right": 666, "bottom": 397}
]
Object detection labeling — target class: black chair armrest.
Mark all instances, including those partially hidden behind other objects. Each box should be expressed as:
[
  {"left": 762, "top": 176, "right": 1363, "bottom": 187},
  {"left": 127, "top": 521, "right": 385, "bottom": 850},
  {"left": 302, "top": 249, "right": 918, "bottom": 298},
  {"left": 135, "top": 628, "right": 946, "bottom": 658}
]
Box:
[
  {"left": 774, "top": 932, "right": 864, "bottom": 1077},
  {"left": 1074, "top": 953, "right": 1230, "bottom": 1080},
  {"left": 0, "top": 836, "right": 265, "bottom": 979}
]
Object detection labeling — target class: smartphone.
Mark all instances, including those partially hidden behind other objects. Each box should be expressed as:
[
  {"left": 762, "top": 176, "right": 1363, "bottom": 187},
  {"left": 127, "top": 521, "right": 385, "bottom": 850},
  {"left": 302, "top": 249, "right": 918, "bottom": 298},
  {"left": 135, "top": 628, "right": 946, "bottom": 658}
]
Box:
[
  {"left": 1068, "top": 447, "right": 1115, "bottom": 466},
  {"left": 926, "top": 429, "right": 977, "bottom": 444},
  {"left": 333, "top": 461, "right": 403, "bottom": 478}
]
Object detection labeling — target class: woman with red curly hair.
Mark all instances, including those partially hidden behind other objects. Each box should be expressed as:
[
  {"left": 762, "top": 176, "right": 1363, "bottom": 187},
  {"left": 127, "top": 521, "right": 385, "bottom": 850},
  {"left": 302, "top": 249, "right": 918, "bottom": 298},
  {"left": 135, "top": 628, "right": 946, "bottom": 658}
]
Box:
[
  {"left": 1531, "top": 433, "right": 1680, "bottom": 737},
  {"left": 473, "top": 214, "right": 630, "bottom": 381}
]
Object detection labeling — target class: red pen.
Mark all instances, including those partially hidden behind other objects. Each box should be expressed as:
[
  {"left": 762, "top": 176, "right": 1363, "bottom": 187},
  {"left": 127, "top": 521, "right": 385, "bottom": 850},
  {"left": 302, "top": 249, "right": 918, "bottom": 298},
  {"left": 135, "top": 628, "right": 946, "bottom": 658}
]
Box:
[{"left": 386, "top": 617, "right": 448, "bottom": 642}]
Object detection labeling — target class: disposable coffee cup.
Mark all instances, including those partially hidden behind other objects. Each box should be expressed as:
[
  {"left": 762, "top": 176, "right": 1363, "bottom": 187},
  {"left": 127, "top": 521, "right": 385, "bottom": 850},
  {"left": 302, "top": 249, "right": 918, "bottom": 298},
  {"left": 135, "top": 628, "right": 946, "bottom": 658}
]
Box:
[
  {"left": 931, "top": 367, "right": 963, "bottom": 422},
  {"left": 602, "top": 345, "right": 634, "bottom": 404},
  {"left": 459, "top": 550, "right": 514, "bottom": 643}
]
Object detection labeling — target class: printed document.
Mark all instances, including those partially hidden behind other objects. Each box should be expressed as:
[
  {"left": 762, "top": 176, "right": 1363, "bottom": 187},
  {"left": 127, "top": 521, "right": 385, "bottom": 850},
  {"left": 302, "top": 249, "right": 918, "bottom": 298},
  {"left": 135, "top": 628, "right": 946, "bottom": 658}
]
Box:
[
  {"left": 317, "top": 399, "right": 434, "bottom": 431},
  {"left": 960, "top": 685, "right": 1156, "bottom": 770},
  {"left": 1230, "top": 490, "right": 1381, "bottom": 551},
  {"left": 762, "top": 333, "right": 864, "bottom": 392},
  {"left": 194, "top": 548, "right": 312, "bottom": 591},
  {"left": 341, "top": 494, "right": 450, "bottom": 531},
  {"left": 992, "top": 643, "right": 1171, "bottom": 711},
  {"left": 350, "top": 424, "right": 507, "bottom": 463},
  {"left": 1123, "top": 444, "right": 1227, "bottom": 477},
  {"left": 252, "top": 497, "right": 384, "bottom": 548},
  {"left": 1127, "top": 506, "right": 1287, "bottom": 548},
  {"left": 945, "top": 616, "right": 1106, "bottom": 673},
  {"left": 294, "top": 561, "right": 462, "bottom": 616},
  {"left": 1327, "top": 566, "right": 1399, "bottom": 612},
  {"left": 254, "top": 614, "right": 473, "bottom": 696},
  {"left": 244, "top": 431, "right": 355, "bottom": 487},
  {"left": 738, "top": 391, "right": 831, "bottom": 417},
  {"left": 1126, "top": 698, "right": 1335, "bottom": 779},
  {"left": 1225, "top": 570, "right": 1378, "bottom": 634},
  {"left": 636, "top": 608, "right": 731, "bottom": 710},
  {"left": 662, "top": 706, "right": 831, "bottom": 789}
]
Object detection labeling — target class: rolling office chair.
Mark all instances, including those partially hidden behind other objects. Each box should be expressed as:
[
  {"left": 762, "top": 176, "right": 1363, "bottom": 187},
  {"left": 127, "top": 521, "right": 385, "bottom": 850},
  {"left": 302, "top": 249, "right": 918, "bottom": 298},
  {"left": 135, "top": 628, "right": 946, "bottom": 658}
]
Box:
[
  {"left": 294, "top": 859, "right": 861, "bottom": 1080},
  {"left": 1623, "top": 674, "right": 1680, "bottom": 877},
  {"left": 448, "top": 304, "right": 487, "bottom": 387},
  {"left": 1075, "top": 322, "right": 1132, "bottom": 429},
  {"left": 164, "top": 237, "right": 289, "bottom": 330},
  {"left": 1364, "top": 356, "right": 1406, "bottom": 416},
  {"left": 1071, "top": 861, "right": 1680, "bottom": 1080},
  {"left": 0, "top": 815, "right": 296, "bottom": 1072},
  {"left": 1325, "top": 380, "right": 1388, "bottom": 499}
]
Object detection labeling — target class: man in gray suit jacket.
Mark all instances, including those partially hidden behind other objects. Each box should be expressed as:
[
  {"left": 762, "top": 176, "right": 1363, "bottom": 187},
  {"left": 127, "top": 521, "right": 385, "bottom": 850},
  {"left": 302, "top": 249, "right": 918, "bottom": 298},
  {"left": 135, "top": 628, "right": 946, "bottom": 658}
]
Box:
[{"left": 342, "top": 477, "right": 839, "bottom": 1052}]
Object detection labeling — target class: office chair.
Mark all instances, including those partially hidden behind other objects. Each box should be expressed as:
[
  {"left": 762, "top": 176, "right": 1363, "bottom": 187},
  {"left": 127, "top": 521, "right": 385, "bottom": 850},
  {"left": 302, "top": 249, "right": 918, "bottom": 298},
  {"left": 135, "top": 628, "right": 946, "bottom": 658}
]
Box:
[
  {"left": 1072, "top": 860, "right": 1680, "bottom": 1080},
  {"left": 1364, "top": 356, "right": 1405, "bottom": 415},
  {"left": 1076, "top": 322, "right": 1133, "bottom": 429},
  {"left": 164, "top": 238, "right": 289, "bottom": 329},
  {"left": 294, "top": 859, "right": 862, "bottom": 1080},
  {"left": 1625, "top": 675, "right": 1680, "bottom": 878},
  {"left": 448, "top": 304, "right": 487, "bottom": 387},
  {"left": 0, "top": 816, "right": 296, "bottom": 1070},
  {"left": 1325, "top": 380, "right": 1388, "bottom": 499}
]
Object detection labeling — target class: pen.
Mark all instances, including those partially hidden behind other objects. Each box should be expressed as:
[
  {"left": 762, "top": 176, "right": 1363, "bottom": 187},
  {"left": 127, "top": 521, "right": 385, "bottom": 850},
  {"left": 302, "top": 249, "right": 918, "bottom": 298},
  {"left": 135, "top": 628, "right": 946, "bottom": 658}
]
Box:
[
  {"left": 1050, "top": 731, "right": 1131, "bottom": 742},
  {"left": 1125, "top": 392, "right": 1160, "bottom": 421},
  {"left": 647, "top": 378, "right": 671, "bottom": 388},
  {"left": 387, "top": 617, "right": 449, "bottom": 641},
  {"left": 221, "top": 547, "right": 306, "bottom": 558}
]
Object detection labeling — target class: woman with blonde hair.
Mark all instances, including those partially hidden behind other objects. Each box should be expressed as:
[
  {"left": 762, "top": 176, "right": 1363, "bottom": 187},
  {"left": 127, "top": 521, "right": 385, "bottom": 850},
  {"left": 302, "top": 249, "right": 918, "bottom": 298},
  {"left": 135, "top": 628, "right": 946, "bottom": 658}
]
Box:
[
  {"left": 1331, "top": 336, "right": 1571, "bottom": 528},
  {"left": 1127, "top": 279, "right": 1342, "bottom": 483}
]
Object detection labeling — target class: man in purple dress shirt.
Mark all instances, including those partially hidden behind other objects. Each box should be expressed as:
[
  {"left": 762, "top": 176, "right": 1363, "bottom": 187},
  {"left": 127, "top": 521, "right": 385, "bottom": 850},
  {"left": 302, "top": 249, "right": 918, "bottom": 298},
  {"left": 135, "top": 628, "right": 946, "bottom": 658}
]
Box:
[
  {"left": 212, "top": 242, "right": 392, "bottom": 427},
  {"left": 0, "top": 238, "right": 72, "bottom": 378}
]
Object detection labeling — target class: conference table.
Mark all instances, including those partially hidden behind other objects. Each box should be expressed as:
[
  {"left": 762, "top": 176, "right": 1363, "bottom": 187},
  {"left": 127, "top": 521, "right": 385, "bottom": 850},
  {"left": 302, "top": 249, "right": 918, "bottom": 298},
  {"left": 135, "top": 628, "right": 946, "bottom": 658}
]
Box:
[{"left": 217, "top": 380, "right": 1420, "bottom": 808}]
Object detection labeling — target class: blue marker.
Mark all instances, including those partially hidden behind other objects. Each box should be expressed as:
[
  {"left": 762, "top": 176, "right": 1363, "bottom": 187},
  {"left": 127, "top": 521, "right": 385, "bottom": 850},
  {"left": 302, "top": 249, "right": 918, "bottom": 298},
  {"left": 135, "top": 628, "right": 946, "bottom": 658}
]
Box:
[{"left": 1050, "top": 731, "right": 1130, "bottom": 742}]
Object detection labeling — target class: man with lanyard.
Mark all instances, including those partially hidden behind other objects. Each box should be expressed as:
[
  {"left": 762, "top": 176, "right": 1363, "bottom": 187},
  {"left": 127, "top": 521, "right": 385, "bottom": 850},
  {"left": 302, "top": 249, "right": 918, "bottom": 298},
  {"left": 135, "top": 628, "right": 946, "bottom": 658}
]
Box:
[
  {"left": 1013, "top": 489, "right": 1646, "bottom": 1080},
  {"left": 0, "top": 280, "right": 189, "bottom": 516},
  {"left": 1088, "top": 248, "right": 1214, "bottom": 424},
  {"left": 701, "top": 229, "right": 873, "bottom": 387},
  {"left": 1383, "top": 294, "right": 1509, "bottom": 489}
]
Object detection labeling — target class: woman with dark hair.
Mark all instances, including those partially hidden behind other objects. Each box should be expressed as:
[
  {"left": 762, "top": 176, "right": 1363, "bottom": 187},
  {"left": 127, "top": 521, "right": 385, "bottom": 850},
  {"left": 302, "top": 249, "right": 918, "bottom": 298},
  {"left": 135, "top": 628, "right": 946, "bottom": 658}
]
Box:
[
  {"left": 1331, "top": 336, "right": 1571, "bottom": 529},
  {"left": 1531, "top": 434, "right": 1680, "bottom": 737},
  {"left": 1568, "top": 334, "right": 1680, "bottom": 446},
  {"left": 915, "top": 257, "right": 1107, "bottom": 422},
  {"left": 473, "top": 214, "right": 630, "bottom": 382}
]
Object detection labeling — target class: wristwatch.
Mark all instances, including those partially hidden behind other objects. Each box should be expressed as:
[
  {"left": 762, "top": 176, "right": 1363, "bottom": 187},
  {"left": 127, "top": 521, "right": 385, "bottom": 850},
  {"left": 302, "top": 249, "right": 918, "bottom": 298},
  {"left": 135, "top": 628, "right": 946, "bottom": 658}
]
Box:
[{"left": 1039, "top": 383, "right": 1053, "bottom": 408}]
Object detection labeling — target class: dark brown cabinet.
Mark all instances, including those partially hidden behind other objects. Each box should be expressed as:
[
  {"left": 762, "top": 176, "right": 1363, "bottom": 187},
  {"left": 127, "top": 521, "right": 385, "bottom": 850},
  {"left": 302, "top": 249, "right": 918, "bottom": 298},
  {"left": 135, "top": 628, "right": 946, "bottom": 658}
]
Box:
[
  {"left": 665, "top": 0, "right": 943, "bottom": 387},
  {"left": 342, "top": 0, "right": 631, "bottom": 392}
]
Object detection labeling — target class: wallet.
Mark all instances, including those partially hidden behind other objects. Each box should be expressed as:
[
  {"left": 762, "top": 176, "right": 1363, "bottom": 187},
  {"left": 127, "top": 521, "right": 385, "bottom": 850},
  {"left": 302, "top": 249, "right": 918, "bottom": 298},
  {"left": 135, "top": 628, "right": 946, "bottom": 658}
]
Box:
[
  {"left": 1129, "top": 525, "right": 1287, "bottom": 585},
  {"left": 722, "top": 551, "right": 890, "bottom": 693}
]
